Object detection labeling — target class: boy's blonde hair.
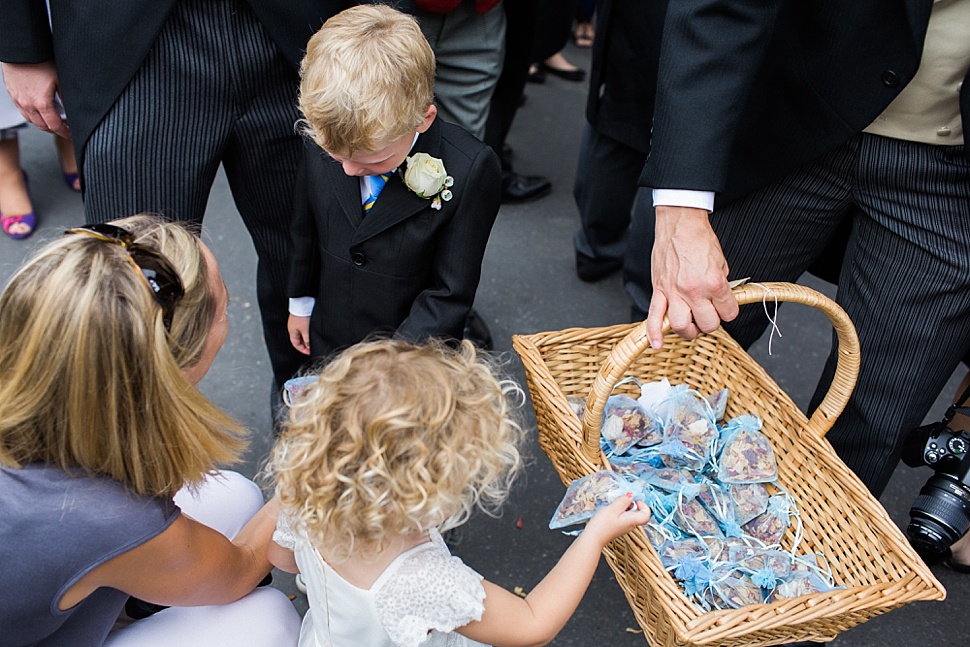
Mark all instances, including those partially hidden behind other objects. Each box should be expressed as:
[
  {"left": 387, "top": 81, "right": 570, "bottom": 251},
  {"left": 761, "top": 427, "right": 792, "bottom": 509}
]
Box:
[
  {"left": 298, "top": 4, "right": 436, "bottom": 155},
  {"left": 0, "top": 216, "right": 244, "bottom": 497},
  {"left": 270, "top": 339, "right": 525, "bottom": 559}
]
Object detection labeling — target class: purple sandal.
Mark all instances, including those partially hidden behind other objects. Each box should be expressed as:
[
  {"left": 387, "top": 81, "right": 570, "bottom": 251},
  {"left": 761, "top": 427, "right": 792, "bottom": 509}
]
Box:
[{"left": 1, "top": 170, "right": 36, "bottom": 239}]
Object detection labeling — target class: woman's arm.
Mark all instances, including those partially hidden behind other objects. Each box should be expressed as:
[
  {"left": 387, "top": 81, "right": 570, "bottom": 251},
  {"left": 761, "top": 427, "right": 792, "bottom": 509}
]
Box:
[
  {"left": 456, "top": 494, "right": 650, "bottom": 647},
  {"left": 59, "top": 500, "right": 279, "bottom": 611}
]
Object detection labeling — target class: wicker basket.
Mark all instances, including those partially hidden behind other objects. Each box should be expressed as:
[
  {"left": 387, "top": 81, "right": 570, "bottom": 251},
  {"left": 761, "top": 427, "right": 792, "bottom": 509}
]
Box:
[{"left": 512, "top": 282, "right": 945, "bottom": 646}]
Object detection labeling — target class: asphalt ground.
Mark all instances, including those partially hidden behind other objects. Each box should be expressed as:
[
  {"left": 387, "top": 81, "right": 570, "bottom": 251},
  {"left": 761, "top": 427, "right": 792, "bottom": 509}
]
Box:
[{"left": 2, "top": 40, "right": 967, "bottom": 647}]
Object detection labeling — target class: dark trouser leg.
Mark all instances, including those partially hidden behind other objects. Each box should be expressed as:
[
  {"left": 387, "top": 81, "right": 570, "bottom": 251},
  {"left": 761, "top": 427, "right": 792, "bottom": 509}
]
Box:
[
  {"left": 811, "top": 135, "right": 970, "bottom": 496},
  {"left": 574, "top": 124, "right": 645, "bottom": 281},
  {"left": 219, "top": 2, "right": 307, "bottom": 388},
  {"left": 84, "top": 0, "right": 306, "bottom": 389}
]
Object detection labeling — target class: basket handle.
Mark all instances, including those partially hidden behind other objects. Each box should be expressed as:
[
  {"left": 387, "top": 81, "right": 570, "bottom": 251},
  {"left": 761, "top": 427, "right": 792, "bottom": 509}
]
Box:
[{"left": 580, "top": 282, "right": 860, "bottom": 461}]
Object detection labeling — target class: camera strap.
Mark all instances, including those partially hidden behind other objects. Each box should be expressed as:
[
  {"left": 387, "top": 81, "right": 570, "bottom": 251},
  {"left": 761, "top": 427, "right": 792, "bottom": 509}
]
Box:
[{"left": 944, "top": 380, "right": 970, "bottom": 423}]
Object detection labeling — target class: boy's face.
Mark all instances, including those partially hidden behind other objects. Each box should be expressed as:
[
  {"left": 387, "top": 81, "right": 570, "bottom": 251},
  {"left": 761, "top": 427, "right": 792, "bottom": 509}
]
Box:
[{"left": 328, "top": 105, "right": 437, "bottom": 177}]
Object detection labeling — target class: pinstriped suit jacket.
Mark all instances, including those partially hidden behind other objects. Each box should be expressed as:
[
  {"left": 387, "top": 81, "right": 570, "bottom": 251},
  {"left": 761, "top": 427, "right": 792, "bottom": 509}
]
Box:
[{"left": 0, "top": 0, "right": 415, "bottom": 169}]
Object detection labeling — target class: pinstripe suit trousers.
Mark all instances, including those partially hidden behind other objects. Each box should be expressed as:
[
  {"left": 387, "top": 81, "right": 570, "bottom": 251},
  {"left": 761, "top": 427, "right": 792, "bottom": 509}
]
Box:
[
  {"left": 710, "top": 133, "right": 970, "bottom": 497},
  {"left": 82, "top": 0, "right": 307, "bottom": 387}
]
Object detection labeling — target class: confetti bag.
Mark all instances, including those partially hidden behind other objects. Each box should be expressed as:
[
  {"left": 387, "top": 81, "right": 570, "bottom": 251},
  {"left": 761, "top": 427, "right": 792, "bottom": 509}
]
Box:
[
  {"left": 708, "top": 571, "right": 766, "bottom": 609},
  {"left": 716, "top": 414, "right": 779, "bottom": 484},
  {"left": 657, "top": 386, "right": 719, "bottom": 471},
  {"left": 616, "top": 462, "right": 697, "bottom": 493},
  {"left": 643, "top": 520, "right": 677, "bottom": 547},
  {"left": 636, "top": 377, "right": 673, "bottom": 417},
  {"left": 742, "top": 494, "right": 795, "bottom": 545},
  {"left": 601, "top": 394, "right": 663, "bottom": 455},
  {"left": 768, "top": 570, "right": 836, "bottom": 601},
  {"left": 736, "top": 549, "right": 794, "bottom": 590},
  {"left": 608, "top": 445, "right": 665, "bottom": 468},
  {"left": 728, "top": 482, "right": 771, "bottom": 525},
  {"left": 566, "top": 396, "right": 586, "bottom": 419},
  {"left": 658, "top": 537, "right": 709, "bottom": 569},
  {"left": 674, "top": 486, "right": 724, "bottom": 539},
  {"left": 705, "top": 388, "right": 729, "bottom": 422},
  {"left": 639, "top": 488, "right": 691, "bottom": 544},
  {"left": 549, "top": 470, "right": 640, "bottom": 529},
  {"left": 695, "top": 479, "right": 744, "bottom": 537}
]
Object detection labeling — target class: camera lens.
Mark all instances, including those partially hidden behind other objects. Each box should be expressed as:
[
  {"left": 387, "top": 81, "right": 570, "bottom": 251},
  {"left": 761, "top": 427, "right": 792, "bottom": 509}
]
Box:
[{"left": 907, "top": 473, "right": 970, "bottom": 563}]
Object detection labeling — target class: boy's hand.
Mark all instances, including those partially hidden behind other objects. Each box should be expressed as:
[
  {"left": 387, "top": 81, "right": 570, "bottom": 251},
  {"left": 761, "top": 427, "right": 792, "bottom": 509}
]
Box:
[
  {"left": 287, "top": 315, "right": 311, "bottom": 355},
  {"left": 583, "top": 493, "right": 651, "bottom": 546}
]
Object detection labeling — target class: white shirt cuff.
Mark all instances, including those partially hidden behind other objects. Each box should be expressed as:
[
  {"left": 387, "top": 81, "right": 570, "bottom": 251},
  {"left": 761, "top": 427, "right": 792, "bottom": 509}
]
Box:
[
  {"left": 652, "top": 189, "right": 715, "bottom": 213},
  {"left": 288, "top": 297, "right": 315, "bottom": 317}
]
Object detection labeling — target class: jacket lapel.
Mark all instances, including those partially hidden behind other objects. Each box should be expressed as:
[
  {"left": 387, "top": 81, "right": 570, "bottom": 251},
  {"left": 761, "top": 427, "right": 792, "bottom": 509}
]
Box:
[
  {"left": 353, "top": 120, "right": 444, "bottom": 242},
  {"left": 322, "top": 152, "right": 366, "bottom": 228}
]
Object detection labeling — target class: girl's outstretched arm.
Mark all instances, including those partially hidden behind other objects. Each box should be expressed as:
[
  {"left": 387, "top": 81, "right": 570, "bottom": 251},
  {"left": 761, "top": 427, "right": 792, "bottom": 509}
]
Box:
[{"left": 456, "top": 493, "right": 650, "bottom": 647}]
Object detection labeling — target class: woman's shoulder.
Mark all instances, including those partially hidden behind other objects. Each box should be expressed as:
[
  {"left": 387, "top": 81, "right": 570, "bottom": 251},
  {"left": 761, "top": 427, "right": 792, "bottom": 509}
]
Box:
[{"left": 4, "top": 464, "right": 179, "bottom": 541}]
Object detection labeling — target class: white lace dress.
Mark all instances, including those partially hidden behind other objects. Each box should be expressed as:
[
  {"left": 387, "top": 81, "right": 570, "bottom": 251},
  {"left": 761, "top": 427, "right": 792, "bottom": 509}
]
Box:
[{"left": 273, "top": 518, "right": 490, "bottom": 647}]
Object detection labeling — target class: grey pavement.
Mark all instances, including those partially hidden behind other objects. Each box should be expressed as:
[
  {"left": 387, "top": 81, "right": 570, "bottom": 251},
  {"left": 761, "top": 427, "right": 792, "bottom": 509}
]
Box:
[{"left": 3, "top": 41, "right": 967, "bottom": 647}]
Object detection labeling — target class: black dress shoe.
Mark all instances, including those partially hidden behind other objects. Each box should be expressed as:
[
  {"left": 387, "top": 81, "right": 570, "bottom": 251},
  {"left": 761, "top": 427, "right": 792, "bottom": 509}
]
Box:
[
  {"left": 502, "top": 172, "right": 551, "bottom": 203},
  {"left": 463, "top": 308, "right": 494, "bottom": 351},
  {"left": 540, "top": 61, "right": 586, "bottom": 82},
  {"left": 575, "top": 251, "right": 622, "bottom": 282},
  {"left": 526, "top": 65, "right": 545, "bottom": 83}
]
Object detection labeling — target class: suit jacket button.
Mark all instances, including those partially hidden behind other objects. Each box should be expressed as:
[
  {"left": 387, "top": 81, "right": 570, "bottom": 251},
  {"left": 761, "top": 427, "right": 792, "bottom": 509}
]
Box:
[
  {"left": 881, "top": 70, "right": 900, "bottom": 87},
  {"left": 352, "top": 252, "right": 366, "bottom": 266}
]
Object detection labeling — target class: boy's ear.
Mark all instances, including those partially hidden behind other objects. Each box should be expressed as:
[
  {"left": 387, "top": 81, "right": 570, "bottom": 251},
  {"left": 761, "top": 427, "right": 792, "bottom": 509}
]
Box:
[{"left": 416, "top": 104, "right": 437, "bottom": 134}]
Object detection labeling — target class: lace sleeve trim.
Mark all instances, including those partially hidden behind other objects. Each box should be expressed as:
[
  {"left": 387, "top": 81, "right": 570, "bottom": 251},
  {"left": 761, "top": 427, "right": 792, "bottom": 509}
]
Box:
[
  {"left": 375, "top": 530, "right": 486, "bottom": 647},
  {"left": 272, "top": 510, "right": 300, "bottom": 550}
]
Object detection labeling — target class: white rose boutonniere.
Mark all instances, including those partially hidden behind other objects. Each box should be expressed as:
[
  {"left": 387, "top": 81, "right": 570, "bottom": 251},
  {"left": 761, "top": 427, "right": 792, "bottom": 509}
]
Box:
[{"left": 402, "top": 152, "right": 454, "bottom": 210}]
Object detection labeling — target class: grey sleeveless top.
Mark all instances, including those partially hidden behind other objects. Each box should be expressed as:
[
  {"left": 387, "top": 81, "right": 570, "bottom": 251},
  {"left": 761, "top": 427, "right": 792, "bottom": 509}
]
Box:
[{"left": 0, "top": 463, "right": 179, "bottom": 647}]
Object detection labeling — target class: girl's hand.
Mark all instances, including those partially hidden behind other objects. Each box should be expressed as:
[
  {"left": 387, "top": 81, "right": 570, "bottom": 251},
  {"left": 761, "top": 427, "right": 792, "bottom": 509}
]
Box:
[{"left": 583, "top": 493, "right": 651, "bottom": 547}]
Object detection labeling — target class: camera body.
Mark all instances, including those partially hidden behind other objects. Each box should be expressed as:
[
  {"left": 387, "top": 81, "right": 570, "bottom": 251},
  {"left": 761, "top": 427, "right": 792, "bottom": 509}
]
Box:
[{"left": 901, "top": 417, "right": 970, "bottom": 563}]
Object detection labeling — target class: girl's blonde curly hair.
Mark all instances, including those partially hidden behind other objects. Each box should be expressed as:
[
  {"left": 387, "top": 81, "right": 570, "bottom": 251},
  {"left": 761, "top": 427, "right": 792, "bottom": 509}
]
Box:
[{"left": 268, "top": 339, "right": 525, "bottom": 559}]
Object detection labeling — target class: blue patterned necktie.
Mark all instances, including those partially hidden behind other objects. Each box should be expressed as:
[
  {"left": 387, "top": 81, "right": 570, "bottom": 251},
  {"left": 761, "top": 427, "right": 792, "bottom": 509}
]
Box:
[{"left": 362, "top": 174, "right": 390, "bottom": 213}]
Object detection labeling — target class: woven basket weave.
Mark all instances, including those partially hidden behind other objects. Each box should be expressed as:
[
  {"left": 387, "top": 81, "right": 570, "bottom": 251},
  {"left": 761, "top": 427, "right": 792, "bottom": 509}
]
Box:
[{"left": 512, "top": 282, "right": 945, "bottom": 646}]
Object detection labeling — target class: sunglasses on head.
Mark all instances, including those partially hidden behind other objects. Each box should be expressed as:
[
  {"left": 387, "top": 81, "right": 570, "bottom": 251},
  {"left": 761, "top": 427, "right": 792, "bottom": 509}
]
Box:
[{"left": 64, "top": 223, "right": 185, "bottom": 331}]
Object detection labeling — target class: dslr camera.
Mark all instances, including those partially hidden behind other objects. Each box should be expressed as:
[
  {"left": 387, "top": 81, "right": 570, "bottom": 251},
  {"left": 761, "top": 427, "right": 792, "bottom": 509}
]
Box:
[{"left": 901, "top": 405, "right": 970, "bottom": 564}]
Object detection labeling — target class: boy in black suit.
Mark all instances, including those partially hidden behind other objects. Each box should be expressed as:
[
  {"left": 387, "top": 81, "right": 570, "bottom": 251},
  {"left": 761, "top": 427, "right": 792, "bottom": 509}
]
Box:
[{"left": 286, "top": 4, "right": 501, "bottom": 366}]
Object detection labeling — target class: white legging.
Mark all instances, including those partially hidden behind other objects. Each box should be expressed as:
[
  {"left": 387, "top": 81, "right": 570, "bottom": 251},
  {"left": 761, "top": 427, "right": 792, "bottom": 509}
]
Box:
[{"left": 103, "top": 471, "right": 301, "bottom": 647}]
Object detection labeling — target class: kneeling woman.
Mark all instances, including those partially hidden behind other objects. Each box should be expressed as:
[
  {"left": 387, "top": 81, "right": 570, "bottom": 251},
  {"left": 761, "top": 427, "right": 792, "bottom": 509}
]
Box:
[{"left": 0, "top": 215, "right": 300, "bottom": 646}]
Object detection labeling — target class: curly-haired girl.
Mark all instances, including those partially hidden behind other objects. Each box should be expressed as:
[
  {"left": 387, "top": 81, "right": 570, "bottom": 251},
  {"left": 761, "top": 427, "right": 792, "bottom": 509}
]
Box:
[{"left": 267, "top": 339, "right": 650, "bottom": 647}]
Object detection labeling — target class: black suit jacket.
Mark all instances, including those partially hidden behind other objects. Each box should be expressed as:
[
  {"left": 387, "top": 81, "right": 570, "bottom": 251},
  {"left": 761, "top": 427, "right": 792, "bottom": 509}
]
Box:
[
  {"left": 0, "top": 0, "right": 414, "bottom": 168},
  {"left": 288, "top": 118, "right": 501, "bottom": 359},
  {"left": 636, "top": 0, "right": 968, "bottom": 206},
  {"left": 585, "top": 0, "right": 666, "bottom": 156}
]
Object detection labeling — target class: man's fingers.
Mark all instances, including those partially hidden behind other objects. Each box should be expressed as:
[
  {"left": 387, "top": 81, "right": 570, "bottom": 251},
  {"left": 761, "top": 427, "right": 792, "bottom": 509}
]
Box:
[
  {"left": 32, "top": 102, "right": 68, "bottom": 137},
  {"left": 665, "top": 297, "right": 700, "bottom": 341},
  {"left": 711, "top": 287, "right": 740, "bottom": 323},
  {"left": 690, "top": 299, "right": 724, "bottom": 335},
  {"left": 646, "top": 290, "right": 669, "bottom": 349}
]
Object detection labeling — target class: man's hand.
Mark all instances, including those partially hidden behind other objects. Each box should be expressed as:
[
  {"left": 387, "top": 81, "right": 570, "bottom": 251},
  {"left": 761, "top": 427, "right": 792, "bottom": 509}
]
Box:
[
  {"left": 1, "top": 61, "right": 71, "bottom": 139},
  {"left": 287, "top": 314, "right": 311, "bottom": 356},
  {"left": 647, "top": 205, "right": 738, "bottom": 349}
]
